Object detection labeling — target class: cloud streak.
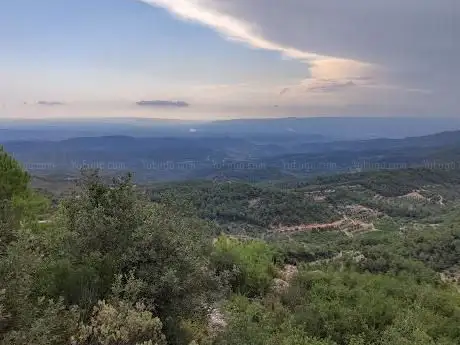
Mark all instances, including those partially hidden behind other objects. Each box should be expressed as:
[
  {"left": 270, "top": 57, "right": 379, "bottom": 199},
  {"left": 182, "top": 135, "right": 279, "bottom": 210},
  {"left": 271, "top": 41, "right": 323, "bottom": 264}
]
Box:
[
  {"left": 139, "top": 0, "right": 457, "bottom": 115},
  {"left": 36, "top": 101, "right": 65, "bottom": 106},
  {"left": 141, "top": 0, "right": 324, "bottom": 62},
  {"left": 140, "top": 0, "right": 376, "bottom": 86},
  {"left": 136, "top": 100, "right": 190, "bottom": 108}
]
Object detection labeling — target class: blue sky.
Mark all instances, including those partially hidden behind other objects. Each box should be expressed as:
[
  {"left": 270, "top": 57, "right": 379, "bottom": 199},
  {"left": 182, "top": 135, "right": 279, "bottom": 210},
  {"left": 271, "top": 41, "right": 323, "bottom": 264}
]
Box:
[{"left": 1, "top": 0, "right": 457, "bottom": 119}]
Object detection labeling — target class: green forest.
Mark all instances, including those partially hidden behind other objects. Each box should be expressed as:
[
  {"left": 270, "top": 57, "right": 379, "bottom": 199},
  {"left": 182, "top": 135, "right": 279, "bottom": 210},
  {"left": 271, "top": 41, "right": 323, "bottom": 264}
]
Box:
[{"left": 1, "top": 147, "right": 460, "bottom": 345}]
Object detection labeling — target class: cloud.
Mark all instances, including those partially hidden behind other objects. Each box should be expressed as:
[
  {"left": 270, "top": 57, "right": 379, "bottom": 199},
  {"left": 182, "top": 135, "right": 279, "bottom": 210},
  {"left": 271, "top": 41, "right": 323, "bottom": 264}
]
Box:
[
  {"left": 141, "top": 0, "right": 324, "bottom": 61},
  {"left": 141, "top": 0, "right": 458, "bottom": 114},
  {"left": 305, "top": 80, "right": 356, "bottom": 93},
  {"left": 136, "top": 100, "right": 190, "bottom": 108},
  {"left": 140, "top": 0, "right": 375, "bottom": 82},
  {"left": 36, "top": 101, "right": 65, "bottom": 106},
  {"left": 279, "top": 88, "right": 289, "bottom": 96},
  {"left": 280, "top": 79, "right": 357, "bottom": 95}
]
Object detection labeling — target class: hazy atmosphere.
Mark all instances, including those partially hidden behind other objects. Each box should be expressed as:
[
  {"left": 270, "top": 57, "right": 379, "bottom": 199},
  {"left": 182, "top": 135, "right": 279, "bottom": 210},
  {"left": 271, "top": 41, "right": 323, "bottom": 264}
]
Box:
[
  {"left": 1, "top": 0, "right": 458, "bottom": 119},
  {"left": 2, "top": 2, "right": 460, "bottom": 345}
]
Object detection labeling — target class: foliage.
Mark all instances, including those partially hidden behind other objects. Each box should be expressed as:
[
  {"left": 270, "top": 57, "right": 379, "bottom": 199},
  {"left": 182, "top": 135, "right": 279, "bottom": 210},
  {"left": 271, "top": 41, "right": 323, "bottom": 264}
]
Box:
[
  {"left": 216, "top": 295, "right": 334, "bottom": 345},
  {"left": 0, "top": 147, "right": 33, "bottom": 247},
  {"left": 122, "top": 202, "right": 223, "bottom": 344},
  {"left": 1, "top": 298, "right": 79, "bottom": 345},
  {"left": 150, "top": 182, "right": 336, "bottom": 231},
  {"left": 73, "top": 274, "right": 166, "bottom": 345},
  {"left": 212, "top": 236, "right": 278, "bottom": 297},
  {"left": 2, "top": 147, "right": 460, "bottom": 345},
  {"left": 0, "top": 147, "right": 30, "bottom": 201},
  {"left": 282, "top": 269, "right": 460, "bottom": 344},
  {"left": 0, "top": 151, "right": 223, "bottom": 345},
  {"left": 218, "top": 269, "right": 460, "bottom": 345}
]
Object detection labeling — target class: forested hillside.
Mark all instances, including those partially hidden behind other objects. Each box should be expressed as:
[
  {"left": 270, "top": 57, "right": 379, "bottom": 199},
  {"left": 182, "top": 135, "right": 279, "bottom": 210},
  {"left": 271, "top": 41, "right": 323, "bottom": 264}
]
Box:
[
  {"left": 5, "top": 129, "right": 460, "bottom": 183},
  {"left": 1, "top": 147, "right": 460, "bottom": 345}
]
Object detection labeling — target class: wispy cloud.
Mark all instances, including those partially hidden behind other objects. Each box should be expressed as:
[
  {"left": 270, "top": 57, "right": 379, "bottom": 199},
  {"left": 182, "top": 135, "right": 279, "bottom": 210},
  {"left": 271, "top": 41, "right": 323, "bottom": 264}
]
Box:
[
  {"left": 139, "top": 0, "right": 455, "bottom": 114},
  {"left": 306, "top": 80, "right": 356, "bottom": 93},
  {"left": 136, "top": 100, "right": 190, "bottom": 107},
  {"left": 141, "top": 0, "right": 324, "bottom": 62},
  {"left": 281, "top": 79, "right": 361, "bottom": 96},
  {"left": 140, "top": 0, "right": 376, "bottom": 85},
  {"left": 37, "top": 101, "right": 65, "bottom": 106},
  {"left": 279, "top": 88, "right": 289, "bottom": 96}
]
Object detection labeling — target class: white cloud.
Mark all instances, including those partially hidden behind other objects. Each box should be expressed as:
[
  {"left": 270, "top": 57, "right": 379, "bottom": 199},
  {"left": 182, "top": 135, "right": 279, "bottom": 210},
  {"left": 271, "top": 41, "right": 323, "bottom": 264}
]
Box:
[
  {"left": 141, "top": 0, "right": 323, "bottom": 61},
  {"left": 140, "top": 0, "right": 379, "bottom": 89},
  {"left": 140, "top": 0, "right": 458, "bottom": 115}
]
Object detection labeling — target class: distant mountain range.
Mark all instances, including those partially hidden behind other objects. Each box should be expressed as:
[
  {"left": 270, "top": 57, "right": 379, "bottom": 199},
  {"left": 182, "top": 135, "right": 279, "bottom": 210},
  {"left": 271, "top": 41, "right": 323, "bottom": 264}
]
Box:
[
  {"left": 3, "top": 128, "right": 460, "bottom": 183},
  {"left": 198, "top": 117, "right": 460, "bottom": 139},
  {"left": 2, "top": 117, "right": 460, "bottom": 142}
]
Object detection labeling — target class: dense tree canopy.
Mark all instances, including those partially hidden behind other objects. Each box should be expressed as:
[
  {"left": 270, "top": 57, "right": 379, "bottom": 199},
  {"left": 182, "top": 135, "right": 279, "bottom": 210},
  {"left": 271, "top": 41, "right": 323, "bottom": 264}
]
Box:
[
  {"left": 1, "top": 148, "right": 460, "bottom": 345},
  {"left": 0, "top": 147, "right": 29, "bottom": 201}
]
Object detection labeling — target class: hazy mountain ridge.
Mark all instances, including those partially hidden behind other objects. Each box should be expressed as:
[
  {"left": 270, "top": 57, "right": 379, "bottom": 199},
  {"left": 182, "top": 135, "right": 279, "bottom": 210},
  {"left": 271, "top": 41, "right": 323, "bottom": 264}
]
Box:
[
  {"left": 4, "top": 129, "right": 460, "bottom": 184},
  {"left": 2, "top": 117, "right": 460, "bottom": 142}
]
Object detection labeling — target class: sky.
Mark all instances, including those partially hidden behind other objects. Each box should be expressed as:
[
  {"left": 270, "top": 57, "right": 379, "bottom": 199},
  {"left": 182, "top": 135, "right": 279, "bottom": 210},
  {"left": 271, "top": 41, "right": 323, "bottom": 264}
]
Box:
[{"left": 0, "top": 0, "right": 458, "bottom": 119}]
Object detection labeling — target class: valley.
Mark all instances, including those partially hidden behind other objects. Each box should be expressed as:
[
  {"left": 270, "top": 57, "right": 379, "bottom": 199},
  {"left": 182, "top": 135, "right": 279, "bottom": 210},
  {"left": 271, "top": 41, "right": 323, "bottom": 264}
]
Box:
[{"left": 2, "top": 128, "right": 460, "bottom": 345}]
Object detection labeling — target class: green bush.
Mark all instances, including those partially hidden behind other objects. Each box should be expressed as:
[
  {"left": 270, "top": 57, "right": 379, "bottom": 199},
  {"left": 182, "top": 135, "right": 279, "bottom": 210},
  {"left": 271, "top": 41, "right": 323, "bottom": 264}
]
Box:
[{"left": 212, "top": 236, "right": 277, "bottom": 297}]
